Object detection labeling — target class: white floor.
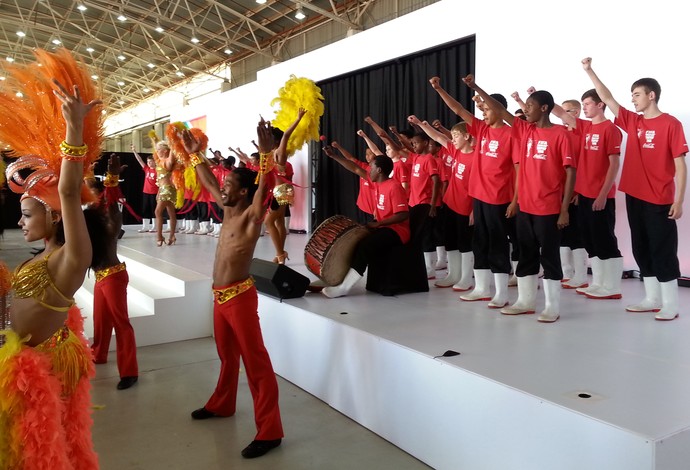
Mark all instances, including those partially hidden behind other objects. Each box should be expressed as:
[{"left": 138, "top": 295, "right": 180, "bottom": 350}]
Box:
[{"left": 4, "top": 224, "right": 690, "bottom": 469}]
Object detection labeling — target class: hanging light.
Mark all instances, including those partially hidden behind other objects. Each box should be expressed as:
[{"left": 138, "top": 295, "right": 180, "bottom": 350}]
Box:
[{"left": 295, "top": 7, "right": 306, "bottom": 20}]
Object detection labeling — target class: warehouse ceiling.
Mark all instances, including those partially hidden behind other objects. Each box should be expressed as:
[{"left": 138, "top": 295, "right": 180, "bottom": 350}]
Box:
[{"left": 0, "top": 0, "right": 380, "bottom": 111}]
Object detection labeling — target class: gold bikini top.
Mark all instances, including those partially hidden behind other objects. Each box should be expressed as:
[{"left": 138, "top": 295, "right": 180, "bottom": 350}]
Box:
[
  {"left": 12, "top": 250, "right": 75, "bottom": 312},
  {"left": 156, "top": 164, "right": 170, "bottom": 183}
]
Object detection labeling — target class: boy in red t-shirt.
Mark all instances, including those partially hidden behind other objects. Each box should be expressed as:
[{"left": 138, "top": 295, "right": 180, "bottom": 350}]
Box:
[
  {"left": 323, "top": 155, "right": 410, "bottom": 298},
  {"left": 554, "top": 89, "right": 624, "bottom": 299},
  {"left": 323, "top": 140, "right": 376, "bottom": 223},
  {"left": 431, "top": 77, "right": 518, "bottom": 308},
  {"left": 132, "top": 144, "right": 158, "bottom": 232},
  {"left": 583, "top": 57, "right": 687, "bottom": 321},
  {"left": 365, "top": 117, "right": 441, "bottom": 278},
  {"left": 467, "top": 75, "right": 576, "bottom": 323},
  {"left": 408, "top": 115, "right": 475, "bottom": 292}
]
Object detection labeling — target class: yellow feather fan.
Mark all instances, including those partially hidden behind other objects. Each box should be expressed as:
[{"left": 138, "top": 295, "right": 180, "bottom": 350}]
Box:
[{"left": 270, "top": 75, "right": 324, "bottom": 157}]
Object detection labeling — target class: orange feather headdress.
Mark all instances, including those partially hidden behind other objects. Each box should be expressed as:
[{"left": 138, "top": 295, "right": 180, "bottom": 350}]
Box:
[{"left": 0, "top": 48, "right": 104, "bottom": 212}]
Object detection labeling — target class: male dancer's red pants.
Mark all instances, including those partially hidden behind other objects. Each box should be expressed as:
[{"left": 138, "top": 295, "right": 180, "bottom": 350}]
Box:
[
  {"left": 205, "top": 281, "right": 283, "bottom": 440},
  {"left": 91, "top": 268, "right": 138, "bottom": 378}
]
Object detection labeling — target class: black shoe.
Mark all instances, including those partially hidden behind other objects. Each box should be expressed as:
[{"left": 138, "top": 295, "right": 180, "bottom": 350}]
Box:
[
  {"left": 191, "top": 407, "right": 220, "bottom": 420},
  {"left": 116, "top": 376, "right": 138, "bottom": 390},
  {"left": 241, "top": 439, "right": 282, "bottom": 459}
]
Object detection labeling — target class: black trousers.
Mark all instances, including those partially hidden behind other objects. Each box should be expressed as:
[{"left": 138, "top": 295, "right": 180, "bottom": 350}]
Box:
[
  {"left": 515, "top": 210, "right": 562, "bottom": 281},
  {"left": 577, "top": 196, "right": 621, "bottom": 260},
  {"left": 351, "top": 227, "right": 403, "bottom": 276},
  {"left": 625, "top": 195, "right": 679, "bottom": 281},
  {"left": 409, "top": 204, "right": 435, "bottom": 252},
  {"left": 142, "top": 193, "right": 157, "bottom": 220},
  {"left": 472, "top": 200, "right": 512, "bottom": 273},
  {"left": 559, "top": 202, "right": 584, "bottom": 249},
  {"left": 443, "top": 207, "right": 473, "bottom": 253}
]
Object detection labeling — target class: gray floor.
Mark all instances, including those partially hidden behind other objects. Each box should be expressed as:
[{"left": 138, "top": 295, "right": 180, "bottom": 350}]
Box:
[{"left": 1, "top": 228, "right": 429, "bottom": 470}]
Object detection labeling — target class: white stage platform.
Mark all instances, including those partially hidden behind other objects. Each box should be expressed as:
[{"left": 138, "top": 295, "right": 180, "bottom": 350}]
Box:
[{"left": 88, "top": 225, "right": 690, "bottom": 470}]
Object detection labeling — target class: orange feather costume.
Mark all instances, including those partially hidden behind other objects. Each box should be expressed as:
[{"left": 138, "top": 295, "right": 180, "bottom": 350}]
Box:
[{"left": 0, "top": 49, "right": 101, "bottom": 470}]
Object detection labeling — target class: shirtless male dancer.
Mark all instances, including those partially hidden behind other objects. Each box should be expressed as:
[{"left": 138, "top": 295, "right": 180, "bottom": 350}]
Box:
[{"left": 181, "top": 118, "right": 284, "bottom": 459}]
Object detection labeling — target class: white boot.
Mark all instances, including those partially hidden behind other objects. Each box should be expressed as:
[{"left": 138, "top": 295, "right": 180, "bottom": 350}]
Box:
[
  {"left": 538, "top": 279, "right": 561, "bottom": 323},
  {"left": 138, "top": 219, "right": 151, "bottom": 233},
  {"left": 163, "top": 221, "right": 171, "bottom": 233},
  {"left": 656, "top": 280, "right": 680, "bottom": 321},
  {"left": 560, "top": 247, "right": 573, "bottom": 281},
  {"left": 626, "top": 276, "right": 662, "bottom": 312},
  {"left": 460, "top": 269, "right": 491, "bottom": 301},
  {"left": 586, "top": 257, "right": 623, "bottom": 300},
  {"left": 210, "top": 223, "right": 221, "bottom": 237},
  {"left": 562, "top": 248, "right": 588, "bottom": 289},
  {"left": 452, "top": 252, "right": 475, "bottom": 291},
  {"left": 435, "top": 250, "right": 461, "bottom": 287},
  {"left": 508, "top": 260, "right": 518, "bottom": 287},
  {"left": 147, "top": 220, "right": 157, "bottom": 232},
  {"left": 435, "top": 246, "right": 448, "bottom": 270},
  {"left": 284, "top": 216, "right": 291, "bottom": 234},
  {"left": 488, "top": 273, "right": 510, "bottom": 308},
  {"left": 424, "top": 252, "right": 438, "bottom": 279},
  {"left": 577, "top": 257, "right": 602, "bottom": 295},
  {"left": 196, "top": 221, "right": 212, "bottom": 235},
  {"left": 186, "top": 219, "right": 200, "bottom": 234},
  {"left": 501, "top": 274, "right": 538, "bottom": 315},
  {"left": 322, "top": 268, "right": 363, "bottom": 298}
]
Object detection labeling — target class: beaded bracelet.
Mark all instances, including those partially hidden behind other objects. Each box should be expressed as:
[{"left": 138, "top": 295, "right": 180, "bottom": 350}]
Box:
[
  {"left": 60, "top": 140, "right": 88, "bottom": 158},
  {"left": 103, "top": 172, "right": 119, "bottom": 187}
]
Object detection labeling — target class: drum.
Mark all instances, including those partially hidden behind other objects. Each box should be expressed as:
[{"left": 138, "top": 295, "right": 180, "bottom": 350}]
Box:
[{"left": 304, "top": 215, "right": 369, "bottom": 286}]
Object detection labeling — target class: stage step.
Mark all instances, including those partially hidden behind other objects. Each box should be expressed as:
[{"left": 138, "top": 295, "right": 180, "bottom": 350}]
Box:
[{"left": 75, "top": 245, "right": 214, "bottom": 348}]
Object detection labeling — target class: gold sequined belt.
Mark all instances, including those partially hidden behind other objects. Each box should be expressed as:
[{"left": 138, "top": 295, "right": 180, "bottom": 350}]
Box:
[
  {"left": 95, "top": 262, "right": 126, "bottom": 283},
  {"left": 35, "top": 326, "right": 70, "bottom": 352},
  {"left": 213, "top": 278, "right": 254, "bottom": 304}
]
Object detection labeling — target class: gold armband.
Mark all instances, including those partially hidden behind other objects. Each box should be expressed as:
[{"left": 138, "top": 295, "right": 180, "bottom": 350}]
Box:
[
  {"left": 103, "top": 172, "right": 119, "bottom": 187},
  {"left": 60, "top": 141, "right": 88, "bottom": 158},
  {"left": 258, "top": 152, "right": 275, "bottom": 175},
  {"left": 189, "top": 152, "right": 205, "bottom": 168}
]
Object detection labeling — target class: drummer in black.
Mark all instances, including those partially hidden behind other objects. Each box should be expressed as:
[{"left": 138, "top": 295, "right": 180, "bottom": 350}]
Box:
[{"left": 321, "top": 151, "right": 410, "bottom": 298}]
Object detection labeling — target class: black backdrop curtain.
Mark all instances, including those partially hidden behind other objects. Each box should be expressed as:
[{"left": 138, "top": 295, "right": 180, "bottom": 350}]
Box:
[{"left": 312, "top": 35, "right": 475, "bottom": 229}]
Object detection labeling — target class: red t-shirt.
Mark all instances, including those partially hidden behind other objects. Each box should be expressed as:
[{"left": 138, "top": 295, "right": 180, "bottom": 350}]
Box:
[
  {"left": 392, "top": 159, "right": 410, "bottom": 189},
  {"left": 512, "top": 118, "right": 575, "bottom": 215},
  {"left": 574, "top": 118, "right": 622, "bottom": 199},
  {"left": 438, "top": 147, "right": 454, "bottom": 183},
  {"left": 355, "top": 160, "right": 375, "bottom": 215},
  {"left": 442, "top": 142, "right": 474, "bottom": 216},
  {"left": 467, "top": 117, "right": 516, "bottom": 204},
  {"left": 143, "top": 166, "right": 158, "bottom": 194},
  {"left": 615, "top": 107, "right": 688, "bottom": 204},
  {"left": 408, "top": 152, "right": 440, "bottom": 206},
  {"left": 374, "top": 178, "right": 410, "bottom": 244}
]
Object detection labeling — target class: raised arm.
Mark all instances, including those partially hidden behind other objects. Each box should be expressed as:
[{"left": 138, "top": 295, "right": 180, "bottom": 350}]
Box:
[
  {"left": 247, "top": 119, "right": 276, "bottom": 223},
  {"left": 582, "top": 57, "right": 621, "bottom": 118},
  {"left": 228, "top": 146, "right": 250, "bottom": 165},
  {"left": 323, "top": 144, "right": 367, "bottom": 179},
  {"left": 389, "top": 125, "right": 414, "bottom": 153},
  {"left": 510, "top": 91, "right": 526, "bottom": 112},
  {"left": 429, "top": 76, "right": 474, "bottom": 123},
  {"left": 182, "top": 133, "right": 224, "bottom": 205},
  {"left": 463, "top": 74, "right": 514, "bottom": 125},
  {"left": 52, "top": 80, "right": 101, "bottom": 278},
  {"left": 364, "top": 116, "right": 397, "bottom": 150},
  {"left": 275, "top": 107, "right": 307, "bottom": 166},
  {"left": 431, "top": 120, "right": 452, "bottom": 139},
  {"left": 131, "top": 144, "right": 146, "bottom": 168},
  {"left": 551, "top": 103, "right": 577, "bottom": 129},
  {"left": 332, "top": 141, "right": 357, "bottom": 162},
  {"left": 357, "top": 129, "right": 382, "bottom": 155},
  {"left": 408, "top": 115, "right": 450, "bottom": 147}
]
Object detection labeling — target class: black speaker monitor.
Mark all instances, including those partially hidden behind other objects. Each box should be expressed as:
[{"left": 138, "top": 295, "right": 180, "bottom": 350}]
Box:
[{"left": 250, "top": 258, "right": 309, "bottom": 300}]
